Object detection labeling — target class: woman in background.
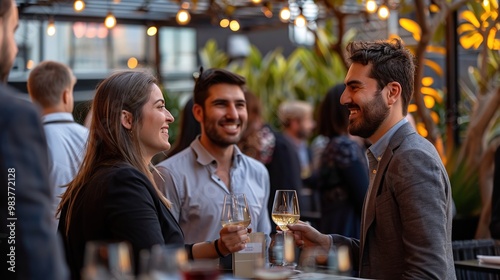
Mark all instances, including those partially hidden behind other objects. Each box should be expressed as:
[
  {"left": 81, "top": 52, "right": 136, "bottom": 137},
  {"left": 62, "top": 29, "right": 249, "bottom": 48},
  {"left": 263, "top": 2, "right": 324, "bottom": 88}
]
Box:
[
  {"left": 57, "top": 70, "right": 248, "bottom": 279},
  {"left": 313, "top": 84, "right": 369, "bottom": 238}
]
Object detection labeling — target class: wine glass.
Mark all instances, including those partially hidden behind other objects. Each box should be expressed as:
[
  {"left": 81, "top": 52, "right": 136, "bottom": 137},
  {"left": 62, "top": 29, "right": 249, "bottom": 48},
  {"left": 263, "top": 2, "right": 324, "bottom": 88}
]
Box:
[
  {"left": 271, "top": 190, "right": 300, "bottom": 232},
  {"left": 221, "top": 193, "right": 251, "bottom": 229},
  {"left": 81, "top": 240, "right": 133, "bottom": 280},
  {"left": 271, "top": 190, "right": 300, "bottom": 267}
]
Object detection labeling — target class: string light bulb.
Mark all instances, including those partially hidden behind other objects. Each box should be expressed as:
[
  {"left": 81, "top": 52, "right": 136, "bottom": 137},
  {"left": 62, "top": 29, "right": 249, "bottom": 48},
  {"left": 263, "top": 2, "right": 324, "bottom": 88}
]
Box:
[
  {"left": 74, "top": 0, "right": 85, "bottom": 12},
  {"left": 377, "top": 5, "right": 390, "bottom": 20},
  {"left": 176, "top": 9, "right": 191, "bottom": 25},
  {"left": 147, "top": 26, "right": 157, "bottom": 36},
  {"left": 229, "top": 19, "right": 240, "bottom": 31},
  {"left": 104, "top": 12, "right": 116, "bottom": 28},
  {"left": 366, "top": 0, "right": 377, "bottom": 13},
  {"left": 294, "top": 14, "right": 306, "bottom": 28},
  {"left": 47, "top": 17, "right": 56, "bottom": 36},
  {"left": 279, "top": 6, "right": 291, "bottom": 22},
  {"left": 220, "top": 18, "right": 229, "bottom": 28}
]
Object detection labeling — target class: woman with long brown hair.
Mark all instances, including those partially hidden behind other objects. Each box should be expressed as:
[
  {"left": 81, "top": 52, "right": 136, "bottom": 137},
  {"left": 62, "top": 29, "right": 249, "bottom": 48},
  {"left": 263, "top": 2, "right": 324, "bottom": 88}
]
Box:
[{"left": 57, "top": 70, "right": 249, "bottom": 279}]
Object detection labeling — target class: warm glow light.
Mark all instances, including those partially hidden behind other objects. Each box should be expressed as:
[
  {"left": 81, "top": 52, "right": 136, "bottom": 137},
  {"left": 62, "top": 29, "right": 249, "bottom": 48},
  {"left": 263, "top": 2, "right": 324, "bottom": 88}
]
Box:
[
  {"left": 47, "top": 19, "right": 56, "bottom": 36},
  {"left": 422, "top": 77, "right": 434, "bottom": 87},
  {"left": 279, "top": 7, "right": 290, "bottom": 22},
  {"left": 294, "top": 14, "right": 306, "bottom": 27},
  {"left": 408, "top": 104, "right": 418, "bottom": 113},
  {"left": 73, "top": 22, "right": 86, "bottom": 38},
  {"left": 74, "top": 0, "right": 85, "bottom": 12},
  {"left": 147, "top": 26, "right": 157, "bottom": 36},
  {"left": 97, "top": 25, "right": 108, "bottom": 38},
  {"left": 127, "top": 57, "right": 138, "bottom": 69},
  {"left": 176, "top": 9, "right": 191, "bottom": 25},
  {"left": 86, "top": 24, "right": 97, "bottom": 38},
  {"left": 220, "top": 18, "right": 229, "bottom": 28},
  {"left": 417, "top": 123, "right": 428, "bottom": 137},
  {"left": 378, "top": 5, "right": 390, "bottom": 20},
  {"left": 482, "top": 0, "right": 489, "bottom": 7},
  {"left": 229, "top": 20, "right": 240, "bottom": 31},
  {"left": 366, "top": 0, "right": 377, "bottom": 13},
  {"left": 262, "top": 7, "right": 273, "bottom": 18},
  {"left": 252, "top": 0, "right": 262, "bottom": 3},
  {"left": 423, "top": 95, "right": 436, "bottom": 108},
  {"left": 26, "top": 60, "right": 35, "bottom": 70},
  {"left": 113, "top": 0, "right": 121, "bottom": 3},
  {"left": 104, "top": 12, "right": 116, "bottom": 28}
]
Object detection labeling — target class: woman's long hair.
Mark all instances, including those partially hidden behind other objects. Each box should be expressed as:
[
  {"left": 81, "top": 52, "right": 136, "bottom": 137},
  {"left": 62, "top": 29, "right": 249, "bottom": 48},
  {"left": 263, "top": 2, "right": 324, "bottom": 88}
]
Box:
[{"left": 58, "top": 70, "right": 170, "bottom": 235}]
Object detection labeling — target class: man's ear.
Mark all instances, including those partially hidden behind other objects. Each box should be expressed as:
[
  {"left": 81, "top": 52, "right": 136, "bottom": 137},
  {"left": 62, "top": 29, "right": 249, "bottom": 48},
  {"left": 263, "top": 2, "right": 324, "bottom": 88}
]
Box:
[
  {"left": 121, "top": 110, "right": 133, "bottom": 130},
  {"left": 192, "top": 103, "right": 204, "bottom": 123},
  {"left": 386, "top": 82, "right": 402, "bottom": 106}
]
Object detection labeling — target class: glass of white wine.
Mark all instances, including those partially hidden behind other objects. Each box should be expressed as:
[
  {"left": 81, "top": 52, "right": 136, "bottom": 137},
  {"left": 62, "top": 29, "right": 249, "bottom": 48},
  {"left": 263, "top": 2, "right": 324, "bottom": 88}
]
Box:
[
  {"left": 271, "top": 190, "right": 300, "bottom": 268},
  {"left": 221, "top": 193, "right": 251, "bottom": 229},
  {"left": 271, "top": 190, "right": 300, "bottom": 231}
]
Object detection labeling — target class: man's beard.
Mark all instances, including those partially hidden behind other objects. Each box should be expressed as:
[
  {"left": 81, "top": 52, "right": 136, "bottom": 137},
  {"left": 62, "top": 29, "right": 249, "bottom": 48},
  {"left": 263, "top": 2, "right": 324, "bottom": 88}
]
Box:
[
  {"left": 348, "top": 91, "right": 389, "bottom": 139},
  {"left": 203, "top": 119, "right": 244, "bottom": 148}
]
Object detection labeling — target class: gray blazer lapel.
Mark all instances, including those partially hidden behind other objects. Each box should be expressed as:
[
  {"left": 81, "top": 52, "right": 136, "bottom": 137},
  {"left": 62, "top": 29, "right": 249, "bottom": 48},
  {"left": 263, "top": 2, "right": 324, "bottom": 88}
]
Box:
[{"left": 359, "top": 122, "right": 415, "bottom": 265}]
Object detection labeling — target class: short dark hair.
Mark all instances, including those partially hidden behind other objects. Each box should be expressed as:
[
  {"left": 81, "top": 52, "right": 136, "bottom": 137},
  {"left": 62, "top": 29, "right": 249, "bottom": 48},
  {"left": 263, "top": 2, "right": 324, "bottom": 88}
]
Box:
[
  {"left": 0, "top": 0, "right": 12, "bottom": 18},
  {"left": 346, "top": 39, "right": 415, "bottom": 115},
  {"left": 193, "top": 67, "right": 246, "bottom": 108}
]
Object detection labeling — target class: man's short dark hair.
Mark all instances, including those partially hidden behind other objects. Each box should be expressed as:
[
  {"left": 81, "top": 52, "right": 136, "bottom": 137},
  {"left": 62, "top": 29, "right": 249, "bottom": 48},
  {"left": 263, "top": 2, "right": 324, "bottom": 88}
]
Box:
[
  {"left": 346, "top": 39, "right": 415, "bottom": 115},
  {"left": 193, "top": 67, "right": 246, "bottom": 108}
]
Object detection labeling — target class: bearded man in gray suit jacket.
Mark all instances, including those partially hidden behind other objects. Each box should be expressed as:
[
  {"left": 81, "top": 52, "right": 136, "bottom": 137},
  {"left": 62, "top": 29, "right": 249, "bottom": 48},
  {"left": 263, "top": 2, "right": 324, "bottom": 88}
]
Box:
[{"left": 288, "top": 39, "right": 456, "bottom": 279}]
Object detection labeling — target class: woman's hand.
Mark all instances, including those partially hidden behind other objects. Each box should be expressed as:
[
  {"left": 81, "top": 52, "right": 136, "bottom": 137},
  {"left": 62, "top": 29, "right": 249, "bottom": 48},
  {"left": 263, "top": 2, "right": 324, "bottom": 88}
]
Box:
[
  {"left": 287, "top": 221, "right": 331, "bottom": 251},
  {"left": 217, "top": 226, "right": 251, "bottom": 255}
]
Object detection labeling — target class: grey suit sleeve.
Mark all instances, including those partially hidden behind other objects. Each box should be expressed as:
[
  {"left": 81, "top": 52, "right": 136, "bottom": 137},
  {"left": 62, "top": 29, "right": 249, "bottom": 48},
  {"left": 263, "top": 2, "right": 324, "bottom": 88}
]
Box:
[{"left": 388, "top": 147, "right": 453, "bottom": 279}]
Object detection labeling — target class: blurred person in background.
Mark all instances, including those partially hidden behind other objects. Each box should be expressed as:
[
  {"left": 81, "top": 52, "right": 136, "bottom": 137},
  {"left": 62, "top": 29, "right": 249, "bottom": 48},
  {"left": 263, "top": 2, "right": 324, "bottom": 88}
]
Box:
[
  {"left": 310, "top": 84, "right": 368, "bottom": 237},
  {"left": 28, "top": 60, "right": 89, "bottom": 230},
  {"left": 0, "top": 0, "right": 69, "bottom": 278},
  {"left": 276, "top": 100, "right": 317, "bottom": 215},
  {"left": 57, "top": 70, "right": 249, "bottom": 279},
  {"left": 238, "top": 89, "right": 275, "bottom": 164}
]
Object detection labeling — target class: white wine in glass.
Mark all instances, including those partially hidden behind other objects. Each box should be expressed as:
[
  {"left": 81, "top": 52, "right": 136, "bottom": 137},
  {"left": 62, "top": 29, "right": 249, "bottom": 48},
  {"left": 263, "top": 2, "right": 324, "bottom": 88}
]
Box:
[
  {"left": 271, "top": 190, "right": 300, "bottom": 231},
  {"left": 221, "top": 193, "right": 251, "bottom": 229}
]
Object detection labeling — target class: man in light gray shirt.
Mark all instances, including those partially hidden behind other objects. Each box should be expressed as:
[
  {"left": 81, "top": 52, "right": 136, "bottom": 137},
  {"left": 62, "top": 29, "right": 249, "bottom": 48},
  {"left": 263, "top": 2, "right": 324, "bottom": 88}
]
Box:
[
  {"left": 154, "top": 68, "right": 271, "bottom": 253},
  {"left": 28, "top": 61, "right": 88, "bottom": 229}
]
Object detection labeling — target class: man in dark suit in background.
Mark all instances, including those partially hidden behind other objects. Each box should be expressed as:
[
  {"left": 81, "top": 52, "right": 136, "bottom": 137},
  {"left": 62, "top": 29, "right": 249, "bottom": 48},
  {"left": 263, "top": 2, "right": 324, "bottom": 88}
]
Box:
[{"left": 0, "top": 0, "right": 68, "bottom": 278}]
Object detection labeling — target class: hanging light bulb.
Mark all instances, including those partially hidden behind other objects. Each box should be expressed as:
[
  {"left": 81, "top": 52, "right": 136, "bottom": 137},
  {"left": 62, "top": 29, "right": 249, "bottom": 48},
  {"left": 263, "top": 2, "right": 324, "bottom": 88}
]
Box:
[
  {"left": 251, "top": 0, "right": 262, "bottom": 4},
  {"left": 147, "top": 26, "right": 157, "bottom": 36},
  {"left": 176, "top": 9, "right": 191, "bottom": 25},
  {"left": 74, "top": 0, "right": 85, "bottom": 12},
  {"left": 279, "top": 6, "right": 290, "bottom": 22},
  {"left": 294, "top": 14, "right": 306, "bottom": 28},
  {"left": 229, "top": 19, "right": 240, "bottom": 31},
  {"left": 104, "top": 12, "right": 116, "bottom": 28},
  {"left": 366, "top": 0, "right": 377, "bottom": 13},
  {"left": 377, "top": 5, "right": 390, "bottom": 20},
  {"left": 220, "top": 18, "right": 229, "bottom": 28},
  {"left": 47, "top": 17, "right": 56, "bottom": 36}
]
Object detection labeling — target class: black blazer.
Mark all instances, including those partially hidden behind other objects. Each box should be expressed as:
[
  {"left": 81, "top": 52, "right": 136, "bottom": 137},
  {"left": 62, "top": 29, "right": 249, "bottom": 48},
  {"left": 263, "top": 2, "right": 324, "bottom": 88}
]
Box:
[
  {"left": 0, "top": 85, "right": 69, "bottom": 279},
  {"left": 58, "top": 163, "right": 185, "bottom": 279}
]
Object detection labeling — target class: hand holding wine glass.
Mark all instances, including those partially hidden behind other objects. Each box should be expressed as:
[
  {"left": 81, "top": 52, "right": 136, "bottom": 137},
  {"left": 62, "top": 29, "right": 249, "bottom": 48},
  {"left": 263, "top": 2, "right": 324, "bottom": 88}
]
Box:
[
  {"left": 221, "top": 193, "right": 251, "bottom": 229},
  {"left": 271, "top": 190, "right": 300, "bottom": 231}
]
